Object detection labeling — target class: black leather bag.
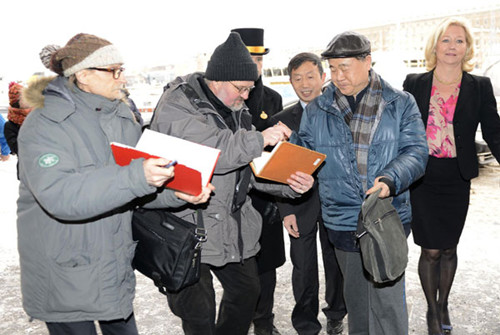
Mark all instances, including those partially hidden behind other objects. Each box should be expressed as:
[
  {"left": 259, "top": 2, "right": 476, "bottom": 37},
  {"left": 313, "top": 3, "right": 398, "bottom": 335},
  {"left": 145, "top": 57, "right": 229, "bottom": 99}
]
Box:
[
  {"left": 356, "top": 189, "right": 408, "bottom": 283},
  {"left": 132, "top": 208, "right": 206, "bottom": 294}
]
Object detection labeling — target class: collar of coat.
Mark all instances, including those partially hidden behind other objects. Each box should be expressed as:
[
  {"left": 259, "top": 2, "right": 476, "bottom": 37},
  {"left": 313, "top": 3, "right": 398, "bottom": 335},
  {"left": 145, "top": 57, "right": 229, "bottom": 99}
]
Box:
[{"left": 23, "top": 75, "right": 134, "bottom": 123}]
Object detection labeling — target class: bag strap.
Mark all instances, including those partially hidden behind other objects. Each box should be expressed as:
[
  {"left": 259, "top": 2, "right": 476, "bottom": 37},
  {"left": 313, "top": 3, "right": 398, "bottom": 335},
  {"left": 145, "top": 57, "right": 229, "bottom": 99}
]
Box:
[
  {"left": 229, "top": 111, "right": 253, "bottom": 263},
  {"left": 194, "top": 208, "right": 207, "bottom": 245},
  {"left": 356, "top": 189, "right": 381, "bottom": 239}
]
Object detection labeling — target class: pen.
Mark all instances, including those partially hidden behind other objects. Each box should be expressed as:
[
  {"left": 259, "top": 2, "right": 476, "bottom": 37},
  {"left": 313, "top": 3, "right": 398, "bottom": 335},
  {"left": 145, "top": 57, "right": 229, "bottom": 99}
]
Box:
[{"left": 164, "top": 160, "right": 177, "bottom": 168}]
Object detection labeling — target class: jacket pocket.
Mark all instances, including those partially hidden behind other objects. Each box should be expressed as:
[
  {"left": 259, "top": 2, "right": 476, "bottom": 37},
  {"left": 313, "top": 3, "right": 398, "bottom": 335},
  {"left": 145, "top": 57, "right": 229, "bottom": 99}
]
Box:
[
  {"left": 46, "top": 262, "right": 101, "bottom": 313},
  {"left": 124, "top": 241, "right": 137, "bottom": 292},
  {"left": 201, "top": 212, "right": 224, "bottom": 257},
  {"left": 240, "top": 203, "right": 262, "bottom": 254}
]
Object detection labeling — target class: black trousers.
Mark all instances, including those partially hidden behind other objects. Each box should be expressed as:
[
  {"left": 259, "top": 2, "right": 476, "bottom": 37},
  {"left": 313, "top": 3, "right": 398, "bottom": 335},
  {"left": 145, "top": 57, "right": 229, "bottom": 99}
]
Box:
[
  {"left": 46, "top": 313, "right": 138, "bottom": 335},
  {"left": 290, "top": 219, "right": 347, "bottom": 334},
  {"left": 166, "top": 258, "right": 260, "bottom": 335},
  {"left": 252, "top": 192, "right": 286, "bottom": 331},
  {"left": 253, "top": 269, "right": 277, "bottom": 331}
]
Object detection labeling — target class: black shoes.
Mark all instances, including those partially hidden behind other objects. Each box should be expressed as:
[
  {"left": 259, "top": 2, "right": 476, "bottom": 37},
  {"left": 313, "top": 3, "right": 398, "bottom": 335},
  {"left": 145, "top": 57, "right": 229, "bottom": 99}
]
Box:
[
  {"left": 442, "top": 324, "right": 453, "bottom": 334},
  {"left": 327, "top": 318, "right": 344, "bottom": 335}
]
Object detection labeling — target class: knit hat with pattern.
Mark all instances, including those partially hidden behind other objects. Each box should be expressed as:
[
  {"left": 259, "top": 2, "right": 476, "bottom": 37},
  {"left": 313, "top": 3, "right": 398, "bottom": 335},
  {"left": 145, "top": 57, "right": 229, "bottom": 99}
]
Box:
[
  {"left": 7, "top": 82, "right": 32, "bottom": 125},
  {"left": 39, "top": 44, "right": 61, "bottom": 70},
  {"left": 8, "top": 82, "right": 23, "bottom": 107},
  {"left": 48, "top": 33, "right": 123, "bottom": 77},
  {"left": 205, "top": 32, "right": 258, "bottom": 82}
]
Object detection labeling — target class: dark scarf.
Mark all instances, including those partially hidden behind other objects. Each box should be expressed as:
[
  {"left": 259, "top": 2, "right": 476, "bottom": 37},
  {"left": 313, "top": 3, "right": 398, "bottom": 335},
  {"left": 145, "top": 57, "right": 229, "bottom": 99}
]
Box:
[
  {"left": 198, "top": 77, "right": 238, "bottom": 132},
  {"left": 335, "top": 69, "right": 383, "bottom": 191}
]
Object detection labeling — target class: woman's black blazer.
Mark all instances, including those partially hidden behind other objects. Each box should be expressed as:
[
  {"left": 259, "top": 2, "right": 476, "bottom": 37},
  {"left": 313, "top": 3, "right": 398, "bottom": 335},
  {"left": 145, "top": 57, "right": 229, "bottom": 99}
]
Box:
[{"left": 403, "top": 71, "right": 500, "bottom": 180}]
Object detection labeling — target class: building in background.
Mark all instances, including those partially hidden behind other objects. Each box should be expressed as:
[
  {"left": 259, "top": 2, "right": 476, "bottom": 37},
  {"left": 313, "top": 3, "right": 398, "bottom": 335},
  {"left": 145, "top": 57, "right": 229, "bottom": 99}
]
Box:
[
  {"left": 4, "top": 5, "right": 498, "bottom": 114},
  {"left": 263, "top": 5, "right": 500, "bottom": 92}
]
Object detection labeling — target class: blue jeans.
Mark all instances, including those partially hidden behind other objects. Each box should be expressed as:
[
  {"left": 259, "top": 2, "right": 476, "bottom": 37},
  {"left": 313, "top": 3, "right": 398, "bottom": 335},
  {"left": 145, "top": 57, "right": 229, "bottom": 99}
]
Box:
[
  {"left": 46, "top": 313, "right": 138, "bottom": 335},
  {"left": 166, "top": 257, "right": 261, "bottom": 335}
]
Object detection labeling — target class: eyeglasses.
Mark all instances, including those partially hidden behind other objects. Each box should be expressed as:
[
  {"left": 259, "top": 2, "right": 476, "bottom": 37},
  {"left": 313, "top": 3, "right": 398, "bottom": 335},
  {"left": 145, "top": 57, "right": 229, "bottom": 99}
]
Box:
[
  {"left": 88, "top": 67, "right": 125, "bottom": 80},
  {"left": 229, "top": 82, "right": 255, "bottom": 95}
]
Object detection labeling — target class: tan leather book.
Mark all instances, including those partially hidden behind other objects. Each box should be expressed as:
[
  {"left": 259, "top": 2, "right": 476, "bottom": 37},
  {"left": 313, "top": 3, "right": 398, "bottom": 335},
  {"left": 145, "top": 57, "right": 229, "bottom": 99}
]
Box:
[{"left": 250, "top": 141, "right": 326, "bottom": 184}]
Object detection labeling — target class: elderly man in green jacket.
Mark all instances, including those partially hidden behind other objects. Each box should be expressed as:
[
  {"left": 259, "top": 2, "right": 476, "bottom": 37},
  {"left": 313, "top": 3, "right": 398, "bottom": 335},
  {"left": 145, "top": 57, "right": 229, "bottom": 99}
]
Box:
[{"left": 17, "top": 33, "right": 212, "bottom": 335}]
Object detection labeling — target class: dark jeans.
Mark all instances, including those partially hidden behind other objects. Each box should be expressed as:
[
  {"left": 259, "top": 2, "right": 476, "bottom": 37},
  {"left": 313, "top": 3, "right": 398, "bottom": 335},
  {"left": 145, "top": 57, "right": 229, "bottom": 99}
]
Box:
[
  {"left": 166, "top": 257, "right": 260, "bottom": 335},
  {"left": 290, "top": 219, "right": 346, "bottom": 335},
  {"left": 46, "top": 313, "right": 138, "bottom": 335}
]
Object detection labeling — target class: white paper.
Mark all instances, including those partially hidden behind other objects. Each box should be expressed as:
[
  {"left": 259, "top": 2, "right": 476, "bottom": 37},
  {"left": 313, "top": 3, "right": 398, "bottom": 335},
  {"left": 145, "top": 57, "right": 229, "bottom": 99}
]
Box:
[{"left": 136, "top": 129, "right": 221, "bottom": 186}]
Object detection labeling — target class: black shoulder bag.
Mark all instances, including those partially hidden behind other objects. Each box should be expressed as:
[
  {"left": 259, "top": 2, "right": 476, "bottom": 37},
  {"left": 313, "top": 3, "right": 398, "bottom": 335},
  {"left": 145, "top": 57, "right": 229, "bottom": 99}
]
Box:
[
  {"left": 131, "top": 81, "right": 209, "bottom": 294},
  {"left": 132, "top": 208, "right": 206, "bottom": 294},
  {"left": 356, "top": 188, "right": 408, "bottom": 283}
]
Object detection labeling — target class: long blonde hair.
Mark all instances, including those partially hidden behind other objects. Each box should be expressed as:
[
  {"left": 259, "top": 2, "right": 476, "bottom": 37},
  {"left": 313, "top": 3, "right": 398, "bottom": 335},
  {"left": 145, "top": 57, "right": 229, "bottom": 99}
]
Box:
[{"left": 424, "top": 17, "right": 475, "bottom": 72}]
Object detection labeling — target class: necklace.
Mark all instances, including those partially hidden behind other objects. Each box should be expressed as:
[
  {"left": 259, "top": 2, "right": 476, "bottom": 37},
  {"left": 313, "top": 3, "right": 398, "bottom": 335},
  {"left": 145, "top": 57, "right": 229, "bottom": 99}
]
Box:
[{"left": 433, "top": 72, "right": 462, "bottom": 85}]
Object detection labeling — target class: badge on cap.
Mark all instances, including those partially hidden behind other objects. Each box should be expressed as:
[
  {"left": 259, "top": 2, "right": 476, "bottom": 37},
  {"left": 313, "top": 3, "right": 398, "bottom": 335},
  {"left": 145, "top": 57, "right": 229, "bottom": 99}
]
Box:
[{"left": 38, "top": 153, "right": 60, "bottom": 168}]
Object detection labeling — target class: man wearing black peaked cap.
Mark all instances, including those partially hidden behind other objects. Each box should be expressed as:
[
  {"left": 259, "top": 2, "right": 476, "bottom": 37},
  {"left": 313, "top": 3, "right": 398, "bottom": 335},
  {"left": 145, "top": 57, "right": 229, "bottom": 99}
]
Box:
[
  {"left": 288, "top": 31, "right": 428, "bottom": 334},
  {"left": 231, "top": 28, "right": 282, "bottom": 130},
  {"left": 232, "top": 27, "right": 284, "bottom": 335}
]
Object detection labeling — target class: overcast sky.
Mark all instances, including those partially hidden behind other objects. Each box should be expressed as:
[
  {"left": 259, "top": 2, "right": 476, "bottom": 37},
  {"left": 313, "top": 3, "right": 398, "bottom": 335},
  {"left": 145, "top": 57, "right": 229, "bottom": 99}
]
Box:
[{"left": 0, "top": 0, "right": 495, "bottom": 81}]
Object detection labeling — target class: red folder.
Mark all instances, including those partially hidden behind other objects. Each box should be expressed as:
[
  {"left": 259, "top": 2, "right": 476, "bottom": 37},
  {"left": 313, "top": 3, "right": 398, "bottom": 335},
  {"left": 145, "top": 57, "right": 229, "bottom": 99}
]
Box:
[
  {"left": 110, "top": 143, "right": 203, "bottom": 196},
  {"left": 111, "top": 129, "right": 221, "bottom": 196}
]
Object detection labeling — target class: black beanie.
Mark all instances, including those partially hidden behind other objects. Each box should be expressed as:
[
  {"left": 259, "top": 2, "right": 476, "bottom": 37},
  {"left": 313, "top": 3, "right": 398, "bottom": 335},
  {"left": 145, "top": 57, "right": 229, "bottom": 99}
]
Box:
[{"left": 205, "top": 32, "right": 259, "bottom": 82}]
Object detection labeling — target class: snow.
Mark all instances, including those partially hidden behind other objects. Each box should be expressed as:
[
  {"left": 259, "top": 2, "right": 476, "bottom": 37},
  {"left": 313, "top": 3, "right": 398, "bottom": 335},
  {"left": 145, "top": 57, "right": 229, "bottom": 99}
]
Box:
[{"left": 1, "top": 156, "right": 499, "bottom": 334}]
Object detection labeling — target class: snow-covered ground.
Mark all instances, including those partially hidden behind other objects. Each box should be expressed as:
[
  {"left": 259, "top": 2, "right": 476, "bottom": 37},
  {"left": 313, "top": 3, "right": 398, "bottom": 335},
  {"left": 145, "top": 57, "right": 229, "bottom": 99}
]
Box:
[{"left": 1, "top": 156, "right": 499, "bottom": 334}]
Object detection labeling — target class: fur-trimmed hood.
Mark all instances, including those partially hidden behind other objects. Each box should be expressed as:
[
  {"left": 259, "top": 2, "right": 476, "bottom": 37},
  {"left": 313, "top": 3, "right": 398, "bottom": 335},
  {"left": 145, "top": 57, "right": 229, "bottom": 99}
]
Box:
[
  {"left": 24, "top": 75, "right": 133, "bottom": 114},
  {"left": 22, "top": 75, "right": 57, "bottom": 110}
]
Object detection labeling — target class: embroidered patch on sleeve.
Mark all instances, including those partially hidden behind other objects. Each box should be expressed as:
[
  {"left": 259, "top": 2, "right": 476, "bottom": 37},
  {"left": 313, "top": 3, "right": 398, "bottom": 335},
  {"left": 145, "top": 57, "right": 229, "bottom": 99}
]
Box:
[{"left": 38, "top": 153, "right": 60, "bottom": 168}]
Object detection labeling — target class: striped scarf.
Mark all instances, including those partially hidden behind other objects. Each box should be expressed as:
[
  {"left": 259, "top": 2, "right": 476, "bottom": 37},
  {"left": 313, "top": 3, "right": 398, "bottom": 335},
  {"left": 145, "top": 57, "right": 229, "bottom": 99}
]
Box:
[{"left": 335, "top": 70, "right": 382, "bottom": 191}]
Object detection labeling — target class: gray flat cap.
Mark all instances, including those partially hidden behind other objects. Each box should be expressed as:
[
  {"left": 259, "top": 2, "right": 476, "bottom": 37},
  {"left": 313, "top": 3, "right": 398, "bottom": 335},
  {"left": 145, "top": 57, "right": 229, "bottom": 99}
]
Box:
[{"left": 321, "top": 31, "right": 371, "bottom": 59}]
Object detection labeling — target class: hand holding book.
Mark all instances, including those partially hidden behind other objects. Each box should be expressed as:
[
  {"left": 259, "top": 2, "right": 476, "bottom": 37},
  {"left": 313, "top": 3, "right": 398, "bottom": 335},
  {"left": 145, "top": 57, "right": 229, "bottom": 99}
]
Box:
[
  {"left": 174, "top": 183, "right": 216, "bottom": 205},
  {"left": 250, "top": 141, "right": 326, "bottom": 185},
  {"left": 286, "top": 171, "right": 314, "bottom": 194}
]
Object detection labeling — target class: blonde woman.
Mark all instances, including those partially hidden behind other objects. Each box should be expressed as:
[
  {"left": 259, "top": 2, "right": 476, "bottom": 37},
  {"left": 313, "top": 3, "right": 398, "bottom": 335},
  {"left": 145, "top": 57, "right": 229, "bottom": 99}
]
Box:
[{"left": 403, "top": 17, "right": 500, "bottom": 335}]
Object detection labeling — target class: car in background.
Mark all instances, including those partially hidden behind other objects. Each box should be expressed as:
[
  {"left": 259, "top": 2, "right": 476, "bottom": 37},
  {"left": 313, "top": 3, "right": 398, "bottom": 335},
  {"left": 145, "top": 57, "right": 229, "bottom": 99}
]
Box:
[{"left": 476, "top": 129, "right": 497, "bottom": 165}]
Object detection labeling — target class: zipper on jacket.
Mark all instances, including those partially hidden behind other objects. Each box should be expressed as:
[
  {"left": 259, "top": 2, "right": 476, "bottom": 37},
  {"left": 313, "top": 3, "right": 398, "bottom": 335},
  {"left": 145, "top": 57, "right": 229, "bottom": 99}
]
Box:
[{"left": 183, "top": 81, "right": 249, "bottom": 263}]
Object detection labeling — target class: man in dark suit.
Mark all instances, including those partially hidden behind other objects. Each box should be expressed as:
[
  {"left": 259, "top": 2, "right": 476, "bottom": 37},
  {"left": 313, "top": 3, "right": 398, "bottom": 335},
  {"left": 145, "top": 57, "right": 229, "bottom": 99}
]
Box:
[
  {"left": 271, "top": 53, "right": 347, "bottom": 335},
  {"left": 231, "top": 28, "right": 284, "bottom": 335}
]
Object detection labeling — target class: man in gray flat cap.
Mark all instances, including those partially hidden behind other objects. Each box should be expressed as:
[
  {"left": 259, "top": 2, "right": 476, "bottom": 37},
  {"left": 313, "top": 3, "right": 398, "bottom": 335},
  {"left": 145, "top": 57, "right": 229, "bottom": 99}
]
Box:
[{"left": 288, "top": 31, "right": 428, "bottom": 334}]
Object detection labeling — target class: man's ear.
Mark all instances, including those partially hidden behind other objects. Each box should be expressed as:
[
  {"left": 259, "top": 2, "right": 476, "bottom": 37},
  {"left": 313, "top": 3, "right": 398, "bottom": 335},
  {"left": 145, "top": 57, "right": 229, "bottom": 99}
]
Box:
[
  {"left": 208, "top": 80, "right": 221, "bottom": 95},
  {"left": 75, "top": 69, "right": 90, "bottom": 86},
  {"left": 365, "top": 55, "right": 373, "bottom": 70}
]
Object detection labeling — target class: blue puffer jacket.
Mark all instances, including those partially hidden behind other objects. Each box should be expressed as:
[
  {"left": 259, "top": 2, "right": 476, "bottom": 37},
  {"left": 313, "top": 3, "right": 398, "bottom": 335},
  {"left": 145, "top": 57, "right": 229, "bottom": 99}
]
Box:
[{"left": 291, "top": 78, "right": 428, "bottom": 231}]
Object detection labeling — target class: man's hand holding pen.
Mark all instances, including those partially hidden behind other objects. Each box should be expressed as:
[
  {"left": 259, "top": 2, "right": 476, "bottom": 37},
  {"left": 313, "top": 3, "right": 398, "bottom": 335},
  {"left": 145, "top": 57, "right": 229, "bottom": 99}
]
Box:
[
  {"left": 261, "top": 121, "right": 292, "bottom": 147},
  {"left": 143, "top": 158, "right": 176, "bottom": 187}
]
